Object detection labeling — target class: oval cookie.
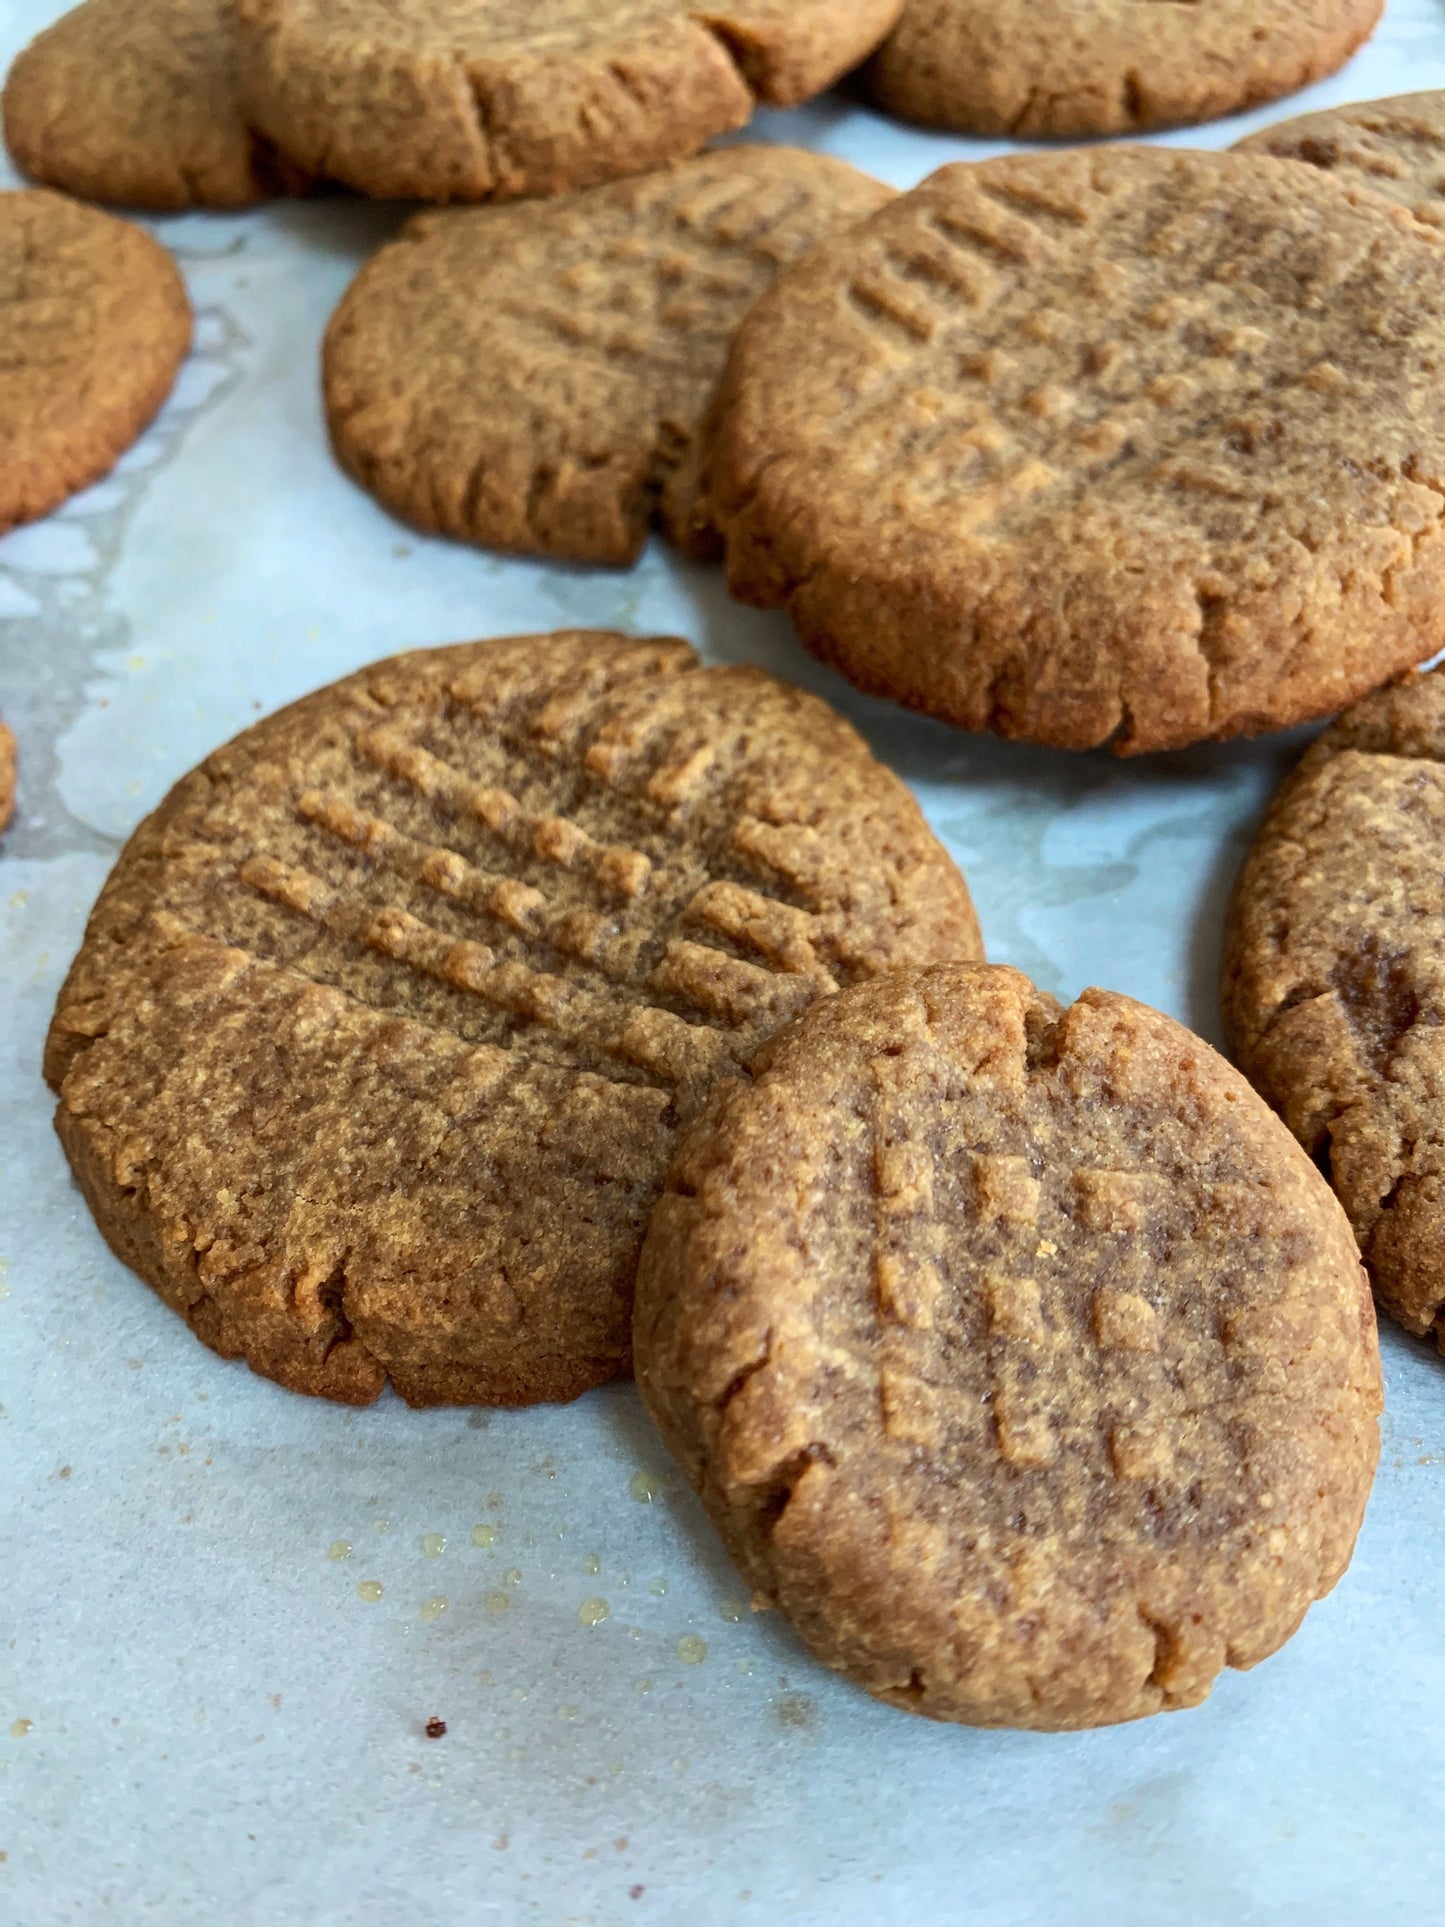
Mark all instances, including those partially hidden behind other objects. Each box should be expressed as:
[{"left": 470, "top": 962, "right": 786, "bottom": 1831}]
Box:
[
  {"left": 706, "top": 148, "right": 1445, "bottom": 754},
  {"left": 324, "top": 146, "right": 891, "bottom": 565},
  {"left": 0, "top": 189, "right": 191, "bottom": 532},
  {"left": 636, "top": 964, "right": 1381, "bottom": 1729},
  {"left": 3, "top": 0, "right": 305, "bottom": 211}
]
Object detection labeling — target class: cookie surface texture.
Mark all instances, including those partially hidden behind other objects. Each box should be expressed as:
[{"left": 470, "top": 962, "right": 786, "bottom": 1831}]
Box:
[
  {"left": 3, "top": 0, "right": 304, "bottom": 211},
  {"left": 1224, "top": 667, "right": 1445, "bottom": 1348},
  {"left": 0, "top": 716, "right": 14, "bottom": 833},
  {"left": 707, "top": 147, "right": 1445, "bottom": 755},
  {"left": 45, "top": 633, "right": 982, "bottom": 1409},
  {"left": 635, "top": 964, "right": 1381, "bottom": 1730},
  {"left": 234, "top": 0, "right": 902, "bottom": 203},
  {"left": 867, "top": 0, "right": 1382, "bottom": 138},
  {"left": 1236, "top": 91, "right": 1445, "bottom": 230},
  {"left": 0, "top": 189, "right": 191, "bottom": 533},
  {"left": 324, "top": 147, "right": 891, "bottom": 565}
]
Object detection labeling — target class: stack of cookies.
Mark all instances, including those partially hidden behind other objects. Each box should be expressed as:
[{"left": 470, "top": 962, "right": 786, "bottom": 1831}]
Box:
[{"left": 12, "top": 0, "right": 1445, "bottom": 1735}]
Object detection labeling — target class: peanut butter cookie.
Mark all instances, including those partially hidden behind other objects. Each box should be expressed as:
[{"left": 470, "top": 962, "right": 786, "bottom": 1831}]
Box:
[
  {"left": 706, "top": 148, "right": 1445, "bottom": 755},
  {"left": 324, "top": 146, "right": 890, "bottom": 566},
  {"left": 1236, "top": 91, "right": 1445, "bottom": 230},
  {"left": 0, "top": 716, "right": 15, "bottom": 833},
  {"left": 234, "top": 0, "right": 902, "bottom": 204},
  {"left": 1224, "top": 665, "right": 1445, "bottom": 1350},
  {"left": 0, "top": 189, "right": 191, "bottom": 533},
  {"left": 46, "top": 633, "right": 981, "bottom": 1408},
  {"left": 867, "top": 0, "right": 1382, "bottom": 138},
  {"left": 637, "top": 964, "right": 1381, "bottom": 1729},
  {"left": 3, "top": 0, "right": 306, "bottom": 211}
]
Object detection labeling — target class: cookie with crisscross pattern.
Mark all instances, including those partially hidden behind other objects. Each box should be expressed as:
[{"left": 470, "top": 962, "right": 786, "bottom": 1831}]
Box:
[
  {"left": 636, "top": 963, "right": 1380, "bottom": 1729},
  {"left": 706, "top": 147, "right": 1445, "bottom": 755},
  {"left": 46, "top": 632, "right": 980, "bottom": 1408},
  {"left": 324, "top": 145, "right": 890, "bottom": 564}
]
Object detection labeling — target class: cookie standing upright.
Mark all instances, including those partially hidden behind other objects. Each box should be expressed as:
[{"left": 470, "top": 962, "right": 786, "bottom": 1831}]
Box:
[
  {"left": 46, "top": 633, "right": 982, "bottom": 1409},
  {"left": 1224, "top": 667, "right": 1445, "bottom": 1352},
  {"left": 1236, "top": 91, "right": 1445, "bottom": 229},
  {"left": 867, "top": 0, "right": 1383, "bottom": 138},
  {"left": 3, "top": 0, "right": 306, "bottom": 211},
  {"left": 706, "top": 147, "right": 1445, "bottom": 756},
  {"left": 234, "top": 0, "right": 903, "bottom": 204},
  {"left": 0, "top": 189, "right": 191, "bottom": 533},
  {"left": 325, "top": 147, "right": 891, "bottom": 566},
  {"left": 637, "top": 964, "right": 1381, "bottom": 1730}
]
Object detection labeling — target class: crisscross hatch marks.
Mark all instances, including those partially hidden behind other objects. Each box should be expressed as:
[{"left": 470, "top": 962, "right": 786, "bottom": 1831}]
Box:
[
  {"left": 54, "top": 635, "right": 970, "bottom": 1121},
  {"left": 826, "top": 165, "right": 1418, "bottom": 533},
  {"left": 1237, "top": 90, "right": 1445, "bottom": 231},
  {"left": 323, "top": 144, "right": 890, "bottom": 564},
  {"left": 208, "top": 641, "right": 874, "bottom": 1098},
  {"left": 498, "top": 166, "right": 824, "bottom": 380},
  {"left": 859, "top": 1016, "right": 1262, "bottom": 1509}
]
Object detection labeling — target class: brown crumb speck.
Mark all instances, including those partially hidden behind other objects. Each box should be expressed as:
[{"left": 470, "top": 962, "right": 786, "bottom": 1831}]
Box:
[{"left": 425, "top": 1716, "right": 447, "bottom": 1739}]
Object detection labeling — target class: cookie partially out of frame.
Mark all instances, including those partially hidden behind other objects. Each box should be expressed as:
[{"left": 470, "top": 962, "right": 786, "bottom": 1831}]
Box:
[
  {"left": 46, "top": 632, "right": 982, "bottom": 1409},
  {"left": 324, "top": 147, "right": 891, "bottom": 566},
  {"left": 0, "top": 716, "right": 15, "bottom": 833},
  {"left": 706, "top": 147, "right": 1445, "bottom": 755},
  {"left": 3, "top": 0, "right": 307, "bottom": 211},
  {"left": 1236, "top": 90, "right": 1445, "bottom": 230},
  {"left": 234, "top": 0, "right": 903, "bottom": 204},
  {"left": 866, "top": 0, "right": 1382, "bottom": 139},
  {"left": 0, "top": 189, "right": 191, "bottom": 532},
  {"left": 637, "top": 964, "right": 1381, "bottom": 1730},
  {"left": 1224, "top": 665, "right": 1445, "bottom": 1349}
]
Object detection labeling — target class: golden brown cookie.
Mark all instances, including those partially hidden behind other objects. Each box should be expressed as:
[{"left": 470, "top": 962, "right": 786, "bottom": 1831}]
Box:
[
  {"left": 0, "top": 189, "right": 191, "bottom": 533},
  {"left": 3, "top": 0, "right": 307, "bottom": 212},
  {"left": 866, "top": 0, "right": 1382, "bottom": 138},
  {"left": 1223, "top": 665, "right": 1445, "bottom": 1350},
  {"left": 706, "top": 147, "right": 1445, "bottom": 756},
  {"left": 324, "top": 147, "right": 891, "bottom": 566},
  {"left": 46, "top": 632, "right": 982, "bottom": 1409},
  {"left": 0, "top": 716, "right": 15, "bottom": 833},
  {"left": 636, "top": 964, "right": 1381, "bottom": 1731},
  {"left": 234, "top": 0, "right": 903, "bottom": 205},
  {"left": 1236, "top": 91, "right": 1445, "bottom": 230}
]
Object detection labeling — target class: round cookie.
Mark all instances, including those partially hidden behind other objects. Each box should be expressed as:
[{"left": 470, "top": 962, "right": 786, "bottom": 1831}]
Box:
[
  {"left": 1236, "top": 91, "right": 1445, "bottom": 230},
  {"left": 324, "top": 147, "right": 891, "bottom": 566},
  {"left": 0, "top": 189, "right": 191, "bottom": 533},
  {"left": 45, "top": 632, "right": 982, "bottom": 1409},
  {"left": 234, "top": 0, "right": 903, "bottom": 205},
  {"left": 866, "top": 0, "right": 1382, "bottom": 139},
  {"left": 0, "top": 716, "right": 14, "bottom": 833},
  {"left": 3, "top": 0, "right": 307, "bottom": 212},
  {"left": 1223, "top": 665, "right": 1445, "bottom": 1350},
  {"left": 636, "top": 964, "right": 1381, "bottom": 1731},
  {"left": 706, "top": 147, "right": 1445, "bottom": 756}
]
